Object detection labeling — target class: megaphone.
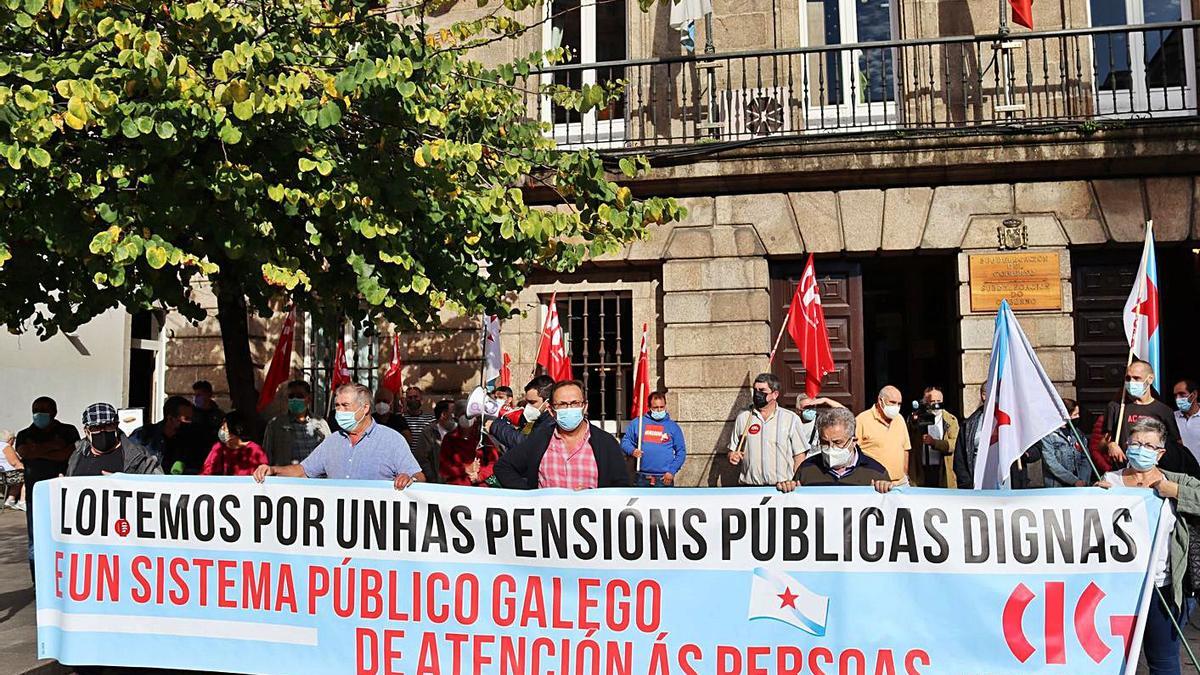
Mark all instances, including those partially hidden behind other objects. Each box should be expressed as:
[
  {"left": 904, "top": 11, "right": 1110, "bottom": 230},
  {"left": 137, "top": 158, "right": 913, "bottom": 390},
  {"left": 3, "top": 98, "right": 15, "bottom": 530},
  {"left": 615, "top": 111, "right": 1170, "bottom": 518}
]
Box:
[{"left": 465, "top": 386, "right": 503, "bottom": 420}]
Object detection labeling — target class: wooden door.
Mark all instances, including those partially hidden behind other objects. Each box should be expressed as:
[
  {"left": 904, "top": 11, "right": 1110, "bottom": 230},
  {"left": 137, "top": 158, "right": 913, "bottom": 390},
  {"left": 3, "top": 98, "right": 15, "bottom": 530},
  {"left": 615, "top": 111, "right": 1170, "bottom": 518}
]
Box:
[
  {"left": 1072, "top": 253, "right": 1138, "bottom": 433},
  {"left": 770, "top": 262, "right": 865, "bottom": 411}
]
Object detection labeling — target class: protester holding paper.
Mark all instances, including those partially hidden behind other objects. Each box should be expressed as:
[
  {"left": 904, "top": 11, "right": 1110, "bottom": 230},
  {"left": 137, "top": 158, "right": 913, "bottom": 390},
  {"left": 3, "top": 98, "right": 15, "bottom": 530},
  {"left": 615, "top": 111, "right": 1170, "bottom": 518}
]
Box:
[
  {"left": 1097, "top": 417, "right": 1200, "bottom": 675},
  {"left": 252, "top": 383, "right": 424, "bottom": 490}
]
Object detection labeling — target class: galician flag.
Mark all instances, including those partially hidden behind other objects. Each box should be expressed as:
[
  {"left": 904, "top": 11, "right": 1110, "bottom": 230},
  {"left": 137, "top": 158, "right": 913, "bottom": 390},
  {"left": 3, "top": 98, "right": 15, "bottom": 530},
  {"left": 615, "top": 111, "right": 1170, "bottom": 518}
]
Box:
[
  {"left": 974, "top": 300, "right": 1070, "bottom": 489},
  {"left": 747, "top": 568, "right": 829, "bottom": 636},
  {"left": 483, "top": 315, "right": 503, "bottom": 385},
  {"left": 1123, "top": 223, "right": 1161, "bottom": 385}
]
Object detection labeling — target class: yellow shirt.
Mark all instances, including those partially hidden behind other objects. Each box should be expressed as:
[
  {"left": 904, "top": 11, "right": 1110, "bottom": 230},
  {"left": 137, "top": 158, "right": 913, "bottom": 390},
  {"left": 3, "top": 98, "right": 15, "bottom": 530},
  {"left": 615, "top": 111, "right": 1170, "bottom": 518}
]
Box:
[{"left": 855, "top": 407, "right": 911, "bottom": 480}]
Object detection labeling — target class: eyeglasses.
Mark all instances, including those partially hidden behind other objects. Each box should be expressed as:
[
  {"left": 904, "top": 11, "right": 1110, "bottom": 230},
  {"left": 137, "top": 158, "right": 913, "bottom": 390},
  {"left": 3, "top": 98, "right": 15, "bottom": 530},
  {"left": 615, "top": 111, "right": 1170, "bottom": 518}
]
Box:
[
  {"left": 86, "top": 423, "right": 118, "bottom": 433},
  {"left": 821, "top": 436, "right": 856, "bottom": 449},
  {"left": 552, "top": 400, "right": 586, "bottom": 410}
]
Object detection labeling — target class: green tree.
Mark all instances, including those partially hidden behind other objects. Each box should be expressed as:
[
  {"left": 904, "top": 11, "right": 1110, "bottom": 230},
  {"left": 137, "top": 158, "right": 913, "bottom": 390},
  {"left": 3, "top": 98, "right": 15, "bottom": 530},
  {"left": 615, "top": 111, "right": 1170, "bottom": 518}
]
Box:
[{"left": 0, "top": 0, "right": 683, "bottom": 414}]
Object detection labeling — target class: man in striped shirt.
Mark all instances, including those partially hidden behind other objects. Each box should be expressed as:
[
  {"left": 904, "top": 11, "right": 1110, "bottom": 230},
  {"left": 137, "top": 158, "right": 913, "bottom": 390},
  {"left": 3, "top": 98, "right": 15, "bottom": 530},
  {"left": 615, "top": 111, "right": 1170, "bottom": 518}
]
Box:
[{"left": 402, "top": 385, "right": 435, "bottom": 460}]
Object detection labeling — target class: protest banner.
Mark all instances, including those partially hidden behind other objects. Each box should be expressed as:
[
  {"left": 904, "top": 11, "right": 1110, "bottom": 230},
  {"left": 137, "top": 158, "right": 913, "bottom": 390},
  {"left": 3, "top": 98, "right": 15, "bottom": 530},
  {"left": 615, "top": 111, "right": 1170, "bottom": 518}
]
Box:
[{"left": 36, "top": 476, "right": 1169, "bottom": 675}]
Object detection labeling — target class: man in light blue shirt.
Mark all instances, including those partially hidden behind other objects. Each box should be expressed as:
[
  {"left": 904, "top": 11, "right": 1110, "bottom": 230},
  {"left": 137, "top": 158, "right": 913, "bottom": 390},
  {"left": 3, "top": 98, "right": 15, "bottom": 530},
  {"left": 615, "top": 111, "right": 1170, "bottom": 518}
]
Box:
[{"left": 253, "top": 383, "right": 424, "bottom": 490}]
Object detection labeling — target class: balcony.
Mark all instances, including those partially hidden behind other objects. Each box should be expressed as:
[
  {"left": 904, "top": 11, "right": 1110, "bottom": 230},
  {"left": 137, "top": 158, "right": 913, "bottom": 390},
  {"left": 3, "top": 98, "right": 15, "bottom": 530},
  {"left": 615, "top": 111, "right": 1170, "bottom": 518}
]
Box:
[{"left": 523, "top": 21, "right": 1199, "bottom": 151}]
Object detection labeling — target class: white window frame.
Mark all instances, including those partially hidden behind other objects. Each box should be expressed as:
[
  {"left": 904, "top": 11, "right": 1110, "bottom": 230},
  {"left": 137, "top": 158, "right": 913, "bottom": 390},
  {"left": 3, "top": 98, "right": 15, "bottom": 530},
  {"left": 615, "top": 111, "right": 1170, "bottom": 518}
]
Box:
[
  {"left": 1087, "top": 0, "right": 1196, "bottom": 117},
  {"left": 540, "top": 0, "right": 628, "bottom": 148},
  {"left": 797, "top": 0, "right": 900, "bottom": 130}
]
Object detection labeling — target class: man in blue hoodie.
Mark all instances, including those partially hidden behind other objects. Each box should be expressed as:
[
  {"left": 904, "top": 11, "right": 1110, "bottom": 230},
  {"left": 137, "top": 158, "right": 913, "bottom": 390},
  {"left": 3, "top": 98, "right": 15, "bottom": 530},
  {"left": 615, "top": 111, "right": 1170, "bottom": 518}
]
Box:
[{"left": 621, "top": 391, "right": 687, "bottom": 486}]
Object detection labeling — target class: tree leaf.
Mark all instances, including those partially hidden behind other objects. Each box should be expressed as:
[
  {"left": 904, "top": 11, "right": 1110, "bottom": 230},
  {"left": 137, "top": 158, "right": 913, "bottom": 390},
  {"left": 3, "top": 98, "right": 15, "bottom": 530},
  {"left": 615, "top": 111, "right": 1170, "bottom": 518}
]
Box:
[
  {"left": 218, "top": 124, "right": 242, "bottom": 144},
  {"left": 146, "top": 245, "right": 168, "bottom": 269},
  {"left": 27, "top": 147, "right": 50, "bottom": 168},
  {"left": 155, "top": 121, "right": 176, "bottom": 139},
  {"left": 232, "top": 99, "right": 253, "bottom": 121},
  {"left": 316, "top": 101, "right": 342, "bottom": 129}
]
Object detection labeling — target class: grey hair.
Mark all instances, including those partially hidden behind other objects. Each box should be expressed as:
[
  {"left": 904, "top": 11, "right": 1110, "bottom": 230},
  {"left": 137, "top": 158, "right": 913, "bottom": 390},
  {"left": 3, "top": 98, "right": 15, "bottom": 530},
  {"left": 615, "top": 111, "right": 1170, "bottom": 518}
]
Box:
[
  {"left": 753, "top": 373, "right": 781, "bottom": 393},
  {"left": 816, "top": 407, "right": 856, "bottom": 438},
  {"left": 1129, "top": 417, "right": 1168, "bottom": 444},
  {"left": 795, "top": 392, "right": 810, "bottom": 407},
  {"left": 334, "top": 383, "right": 373, "bottom": 409}
]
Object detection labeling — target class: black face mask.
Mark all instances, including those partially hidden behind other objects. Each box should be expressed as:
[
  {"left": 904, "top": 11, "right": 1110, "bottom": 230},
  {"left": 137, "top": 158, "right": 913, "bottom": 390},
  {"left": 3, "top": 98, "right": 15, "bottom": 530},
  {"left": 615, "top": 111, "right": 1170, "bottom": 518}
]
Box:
[
  {"left": 752, "top": 390, "right": 769, "bottom": 409},
  {"left": 90, "top": 430, "right": 119, "bottom": 453}
]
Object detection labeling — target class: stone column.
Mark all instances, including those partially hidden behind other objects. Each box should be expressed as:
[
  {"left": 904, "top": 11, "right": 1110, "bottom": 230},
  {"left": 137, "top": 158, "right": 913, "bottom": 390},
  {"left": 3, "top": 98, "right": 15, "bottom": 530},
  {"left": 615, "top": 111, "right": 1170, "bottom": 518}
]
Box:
[{"left": 661, "top": 197, "right": 773, "bottom": 485}]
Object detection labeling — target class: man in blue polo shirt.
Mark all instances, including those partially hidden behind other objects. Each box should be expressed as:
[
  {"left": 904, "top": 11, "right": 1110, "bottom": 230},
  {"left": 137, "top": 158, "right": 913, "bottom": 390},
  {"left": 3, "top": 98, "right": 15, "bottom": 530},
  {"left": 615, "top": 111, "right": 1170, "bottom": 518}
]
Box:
[
  {"left": 621, "top": 391, "right": 686, "bottom": 486},
  {"left": 253, "top": 383, "right": 424, "bottom": 490}
]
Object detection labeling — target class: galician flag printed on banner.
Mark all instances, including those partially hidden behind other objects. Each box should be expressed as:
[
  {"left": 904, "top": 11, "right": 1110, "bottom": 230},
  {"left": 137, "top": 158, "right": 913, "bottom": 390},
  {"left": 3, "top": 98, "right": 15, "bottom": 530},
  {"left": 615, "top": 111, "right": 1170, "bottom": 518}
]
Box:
[
  {"left": 748, "top": 567, "right": 829, "bottom": 636},
  {"left": 483, "top": 315, "right": 503, "bottom": 385},
  {"left": 974, "top": 300, "right": 1070, "bottom": 489},
  {"left": 1123, "top": 223, "right": 1161, "bottom": 385}
]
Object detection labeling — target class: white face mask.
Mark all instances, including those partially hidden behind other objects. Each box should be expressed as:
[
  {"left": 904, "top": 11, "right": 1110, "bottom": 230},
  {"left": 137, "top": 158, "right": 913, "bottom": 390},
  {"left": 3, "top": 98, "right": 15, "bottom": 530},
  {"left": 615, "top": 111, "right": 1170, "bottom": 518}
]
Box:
[
  {"left": 821, "top": 444, "right": 853, "bottom": 468},
  {"left": 882, "top": 404, "right": 901, "bottom": 420},
  {"left": 374, "top": 402, "right": 391, "bottom": 416},
  {"left": 523, "top": 404, "right": 541, "bottom": 422}
]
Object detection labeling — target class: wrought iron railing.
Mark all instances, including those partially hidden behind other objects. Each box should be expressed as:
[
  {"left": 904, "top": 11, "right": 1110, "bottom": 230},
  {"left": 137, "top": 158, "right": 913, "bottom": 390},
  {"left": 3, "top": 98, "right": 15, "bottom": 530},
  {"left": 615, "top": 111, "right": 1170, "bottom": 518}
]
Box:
[{"left": 524, "top": 21, "right": 1199, "bottom": 149}]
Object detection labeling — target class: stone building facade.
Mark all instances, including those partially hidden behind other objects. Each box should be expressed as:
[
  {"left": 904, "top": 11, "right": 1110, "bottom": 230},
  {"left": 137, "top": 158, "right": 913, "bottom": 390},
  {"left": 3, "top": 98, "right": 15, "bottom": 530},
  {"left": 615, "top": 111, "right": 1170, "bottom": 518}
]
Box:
[{"left": 146, "top": 0, "right": 1200, "bottom": 488}]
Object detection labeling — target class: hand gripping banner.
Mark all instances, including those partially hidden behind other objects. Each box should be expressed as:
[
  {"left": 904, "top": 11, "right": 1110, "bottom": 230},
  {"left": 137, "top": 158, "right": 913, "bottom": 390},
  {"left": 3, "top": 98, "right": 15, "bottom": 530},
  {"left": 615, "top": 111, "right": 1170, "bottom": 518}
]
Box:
[{"left": 36, "top": 477, "right": 1171, "bottom": 674}]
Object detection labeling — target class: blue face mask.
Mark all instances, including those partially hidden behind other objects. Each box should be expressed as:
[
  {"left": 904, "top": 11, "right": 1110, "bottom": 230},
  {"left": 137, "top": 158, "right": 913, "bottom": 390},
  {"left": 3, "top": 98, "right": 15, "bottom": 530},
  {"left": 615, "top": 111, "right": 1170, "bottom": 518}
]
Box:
[
  {"left": 32, "top": 412, "right": 52, "bottom": 429},
  {"left": 1126, "top": 381, "right": 1147, "bottom": 398},
  {"left": 1126, "top": 444, "right": 1160, "bottom": 471},
  {"left": 800, "top": 408, "right": 817, "bottom": 423},
  {"left": 335, "top": 410, "right": 361, "bottom": 432},
  {"left": 649, "top": 410, "right": 667, "bottom": 421},
  {"left": 555, "top": 408, "right": 585, "bottom": 432},
  {"left": 1178, "top": 397, "right": 1194, "bottom": 413}
]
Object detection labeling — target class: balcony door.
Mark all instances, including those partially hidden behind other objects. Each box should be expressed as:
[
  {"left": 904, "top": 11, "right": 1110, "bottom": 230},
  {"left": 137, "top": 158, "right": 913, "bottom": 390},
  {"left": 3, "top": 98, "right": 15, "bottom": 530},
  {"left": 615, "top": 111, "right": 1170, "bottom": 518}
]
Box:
[
  {"left": 541, "top": 0, "right": 628, "bottom": 147},
  {"left": 799, "top": 0, "right": 898, "bottom": 131},
  {"left": 1090, "top": 0, "right": 1196, "bottom": 116}
]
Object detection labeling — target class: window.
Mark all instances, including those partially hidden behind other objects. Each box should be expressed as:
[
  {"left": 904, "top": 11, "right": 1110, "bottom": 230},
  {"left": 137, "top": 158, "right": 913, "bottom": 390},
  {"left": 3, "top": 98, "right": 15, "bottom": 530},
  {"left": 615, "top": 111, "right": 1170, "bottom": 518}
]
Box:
[
  {"left": 1090, "top": 0, "right": 1196, "bottom": 115},
  {"left": 304, "top": 321, "right": 380, "bottom": 414},
  {"left": 542, "top": 0, "right": 628, "bottom": 146},
  {"left": 548, "top": 292, "right": 634, "bottom": 433},
  {"left": 800, "top": 0, "right": 898, "bottom": 126}
]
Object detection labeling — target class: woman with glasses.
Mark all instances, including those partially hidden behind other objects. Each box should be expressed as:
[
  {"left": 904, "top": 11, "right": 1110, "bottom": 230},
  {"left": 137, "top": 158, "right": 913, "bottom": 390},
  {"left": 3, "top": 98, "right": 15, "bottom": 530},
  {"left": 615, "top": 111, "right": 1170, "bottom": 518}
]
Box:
[{"left": 1098, "top": 417, "right": 1200, "bottom": 675}]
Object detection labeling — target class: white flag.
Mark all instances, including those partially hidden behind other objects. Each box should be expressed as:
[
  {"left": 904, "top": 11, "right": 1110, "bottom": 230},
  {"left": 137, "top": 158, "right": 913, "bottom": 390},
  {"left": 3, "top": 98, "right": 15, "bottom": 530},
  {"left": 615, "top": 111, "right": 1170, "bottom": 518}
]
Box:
[
  {"left": 483, "top": 315, "right": 503, "bottom": 385},
  {"left": 973, "top": 300, "right": 1070, "bottom": 490},
  {"left": 746, "top": 567, "right": 829, "bottom": 636}
]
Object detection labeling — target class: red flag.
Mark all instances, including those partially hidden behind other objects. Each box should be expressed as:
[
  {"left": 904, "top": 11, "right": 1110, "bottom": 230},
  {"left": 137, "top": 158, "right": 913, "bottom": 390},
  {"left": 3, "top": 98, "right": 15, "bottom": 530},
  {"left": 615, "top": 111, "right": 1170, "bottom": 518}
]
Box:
[
  {"left": 499, "top": 352, "right": 512, "bottom": 387},
  {"left": 381, "top": 334, "right": 404, "bottom": 395},
  {"left": 330, "top": 338, "right": 352, "bottom": 391},
  {"left": 785, "top": 254, "right": 835, "bottom": 398},
  {"left": 1009, "top": 0, "right": 1032, "bottom": 28},
  {"left": 630, "top": 323, "right": 650, "bottom": 418},
  {"left": 535, "top": 293, "right": 573, "bottom": 381},
  {"left": 255, "top": 309, "right": 296, "bottom": 413}
]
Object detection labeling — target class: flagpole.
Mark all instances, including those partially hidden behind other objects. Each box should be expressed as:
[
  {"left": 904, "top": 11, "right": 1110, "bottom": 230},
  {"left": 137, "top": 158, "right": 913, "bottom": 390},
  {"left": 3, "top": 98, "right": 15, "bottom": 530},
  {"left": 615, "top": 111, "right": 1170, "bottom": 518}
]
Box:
[
  {"left": 530, "top": 294, "right": 553, "bottom": 378},
  {"left": 767, "top": 320, "right": 789, "bottom": 366},
  {"left": 636, "top": 380, "right": 646, "bottom": 473},
  {"left": 1112, "top": 220, "right": 1154, "bottom": 454}
]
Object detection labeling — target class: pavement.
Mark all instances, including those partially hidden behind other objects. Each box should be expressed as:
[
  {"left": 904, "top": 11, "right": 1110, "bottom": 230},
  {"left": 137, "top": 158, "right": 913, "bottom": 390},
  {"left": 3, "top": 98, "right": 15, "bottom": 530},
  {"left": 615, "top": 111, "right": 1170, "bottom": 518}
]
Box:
[
  {"left": 0, "top": 508, "right": 68, "bottom": 675},
  {"left": 6, "top": 504, "right": 1200, "bottom": 675}
]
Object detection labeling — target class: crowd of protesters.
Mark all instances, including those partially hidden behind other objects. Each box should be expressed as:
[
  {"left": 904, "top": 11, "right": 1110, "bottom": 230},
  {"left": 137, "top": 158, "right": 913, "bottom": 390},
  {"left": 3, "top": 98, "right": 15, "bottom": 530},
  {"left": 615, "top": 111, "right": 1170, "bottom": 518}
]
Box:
[{"left": 8, "top": 358, "right": 1200, "bottom": 673}]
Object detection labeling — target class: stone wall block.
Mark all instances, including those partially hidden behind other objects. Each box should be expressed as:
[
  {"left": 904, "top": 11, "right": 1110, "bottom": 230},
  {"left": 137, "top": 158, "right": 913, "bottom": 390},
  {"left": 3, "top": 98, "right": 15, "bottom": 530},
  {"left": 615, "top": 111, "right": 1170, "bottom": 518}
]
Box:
[
  {"left": 663, "top": 355, "right": 769, "bottom": 387},
  {"left": 662, "top": 290, "right": 771, "bottom": 324},
  {"left": 670, "top": 387, "right": 753, "bottom": 422},
  {"left": 1146, "top": 177, "right": 1193, "bottom": 241},
  {"left": 960, "top": 314, "right": 1074, "bottom": 350},
  {"left": 787, "top": 191, "right": 842, "bottom": 252},
  {"left": 1015, "top": 181, "right": 1094, "bottom": 219},
  {"left": 881, "top": 187, "right": 933, "bottom": 250},
  {"left": 663, "top": 322, "right": 770, "bottom": 357},
  {"left": 962, "top": 347, "right": 1075, "bottom": 384},
  {"left": 1093, "top": 179, "right": 1146, "bottom": 242},
  {"left": 716, "top": 193, "right": 803, "bottom": 254},
  {"left": 663, "top": 258, "right": 768, "bottom": 292},
  {"left": 839, "top": 190, "right": 885, "bottom": 251},
  {"left": 676, "top": 196, "right": 716, "bottom": 228},
  {"left": 923, "top": 184, "right": 1013, "bottom": 249},
  {"left": 960, "top": 215, "right": 1067, "bottom": 249},
  {"left": 665, "top": 225, "right": 766, "bottom": 259},
  {"left": 626, "top": 222, "right": 674, "bottom": 261}
]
